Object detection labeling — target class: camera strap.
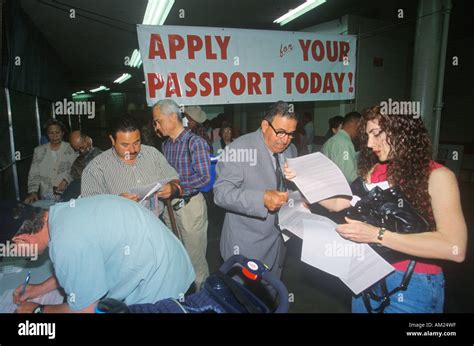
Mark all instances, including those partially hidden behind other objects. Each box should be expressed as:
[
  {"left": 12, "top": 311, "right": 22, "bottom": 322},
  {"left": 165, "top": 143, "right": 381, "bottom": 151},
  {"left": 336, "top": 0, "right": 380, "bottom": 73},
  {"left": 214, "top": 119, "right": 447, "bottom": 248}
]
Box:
[{"left": 362, "top": 260, "right": 416, "bottom": 313}]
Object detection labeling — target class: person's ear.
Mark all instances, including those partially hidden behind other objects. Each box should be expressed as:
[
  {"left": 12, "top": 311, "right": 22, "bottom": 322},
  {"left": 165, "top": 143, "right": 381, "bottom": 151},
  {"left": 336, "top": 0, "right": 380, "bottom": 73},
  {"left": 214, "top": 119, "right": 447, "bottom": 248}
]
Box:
[
  {"left": 261, "top": 120, "right": 269, "bottom": 133},
  {"left": 12, "top": 233, "right": 32, "bottom": 244},
  {"left": 109, "top": 135, "right": 115, "bottom": 146}
]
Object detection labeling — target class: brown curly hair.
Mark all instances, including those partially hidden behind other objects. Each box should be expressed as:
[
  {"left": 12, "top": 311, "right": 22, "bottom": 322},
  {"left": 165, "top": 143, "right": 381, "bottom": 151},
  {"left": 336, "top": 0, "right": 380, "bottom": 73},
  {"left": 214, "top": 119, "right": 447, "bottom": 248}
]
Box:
[{"left": 358, "top": 105, "right": 434, "bottom": 223}]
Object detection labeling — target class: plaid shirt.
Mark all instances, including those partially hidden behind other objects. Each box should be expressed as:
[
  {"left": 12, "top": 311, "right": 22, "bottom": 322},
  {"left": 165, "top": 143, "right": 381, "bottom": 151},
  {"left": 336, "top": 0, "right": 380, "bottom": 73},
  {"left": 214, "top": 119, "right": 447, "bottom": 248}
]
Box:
[{"left": 162, "top": 128, "right": 211, "bottom": 196}]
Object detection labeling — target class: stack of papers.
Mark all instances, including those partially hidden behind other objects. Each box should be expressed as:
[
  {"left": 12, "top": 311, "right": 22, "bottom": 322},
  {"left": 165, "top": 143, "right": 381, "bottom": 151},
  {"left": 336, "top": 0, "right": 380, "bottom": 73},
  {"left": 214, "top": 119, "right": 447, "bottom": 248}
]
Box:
[
  {"left": 279, "top": 152, "right": 394, "bottom": 294},
  {"left": 300, "top": 219, "right": 394, "bottom": 295}
]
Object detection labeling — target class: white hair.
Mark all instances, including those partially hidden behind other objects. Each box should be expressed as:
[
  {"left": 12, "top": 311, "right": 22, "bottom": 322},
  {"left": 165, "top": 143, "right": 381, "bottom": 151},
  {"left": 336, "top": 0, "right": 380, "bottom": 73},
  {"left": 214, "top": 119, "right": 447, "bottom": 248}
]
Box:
[{"left": 153, "top": 99, "right": 181, "bottom": 117}]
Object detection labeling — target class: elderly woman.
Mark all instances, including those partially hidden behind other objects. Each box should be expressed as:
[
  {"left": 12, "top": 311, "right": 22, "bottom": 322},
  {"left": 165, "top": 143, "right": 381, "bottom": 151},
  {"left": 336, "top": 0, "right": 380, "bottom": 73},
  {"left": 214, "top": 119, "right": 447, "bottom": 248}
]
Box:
[
  {"left": 285, "top": 105, "right": 467, "bottom": 313},
  {"left": 24, "top": 119, "right": 77, "bottom": 204}
]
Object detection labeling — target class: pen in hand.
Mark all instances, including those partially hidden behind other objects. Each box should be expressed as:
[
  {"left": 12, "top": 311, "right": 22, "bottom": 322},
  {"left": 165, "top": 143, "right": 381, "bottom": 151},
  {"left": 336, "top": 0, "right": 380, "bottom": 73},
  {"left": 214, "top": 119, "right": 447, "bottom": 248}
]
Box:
[{"left": 19, "top": 270, "right": 31, "bottom": 303}]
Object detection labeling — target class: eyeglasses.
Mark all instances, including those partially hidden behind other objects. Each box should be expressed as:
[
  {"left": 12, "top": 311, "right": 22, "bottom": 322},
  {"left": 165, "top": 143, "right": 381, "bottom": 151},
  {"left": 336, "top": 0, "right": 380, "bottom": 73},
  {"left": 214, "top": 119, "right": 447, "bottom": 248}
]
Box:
[{"left": 266, "top": 120, "right": 296, "bottom": 139}]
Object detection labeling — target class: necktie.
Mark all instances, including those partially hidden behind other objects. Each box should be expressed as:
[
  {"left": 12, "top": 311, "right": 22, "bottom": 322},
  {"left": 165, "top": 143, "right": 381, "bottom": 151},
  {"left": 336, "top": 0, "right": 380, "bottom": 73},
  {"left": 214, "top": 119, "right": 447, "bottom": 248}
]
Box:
[
  {"left": 273, "top": 153, "right": 287, "bottom": 192},
  {"left": 273, "top": 153, "right": 287, "bottom": 230}
]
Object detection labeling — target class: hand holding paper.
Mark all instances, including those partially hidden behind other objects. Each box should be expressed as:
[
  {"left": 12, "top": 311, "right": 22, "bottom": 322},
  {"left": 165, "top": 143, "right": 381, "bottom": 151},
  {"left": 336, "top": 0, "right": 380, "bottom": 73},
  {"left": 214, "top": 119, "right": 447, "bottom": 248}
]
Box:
[
  {"left": 283, "top": 161, "right": 296, "bottom": 180},
  {"left": 130, "top": 178, "right": 173, "bottom": 204},
  {"left": 264, "top": 190, "right": 289, "bottom": 212},
  {"left": 157, "top": 183, "right": 175, "bottom": 199},
  {"left": 278, "top": 207, "right": 395, "bottom": 294}
]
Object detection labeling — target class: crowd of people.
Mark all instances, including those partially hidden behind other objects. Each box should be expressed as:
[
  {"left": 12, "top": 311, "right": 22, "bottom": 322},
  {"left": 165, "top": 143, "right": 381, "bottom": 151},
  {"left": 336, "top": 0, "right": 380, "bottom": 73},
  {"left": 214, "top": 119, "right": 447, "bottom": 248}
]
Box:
[{"left": 6, "top": 99, "right": 467, "bottom": 314}]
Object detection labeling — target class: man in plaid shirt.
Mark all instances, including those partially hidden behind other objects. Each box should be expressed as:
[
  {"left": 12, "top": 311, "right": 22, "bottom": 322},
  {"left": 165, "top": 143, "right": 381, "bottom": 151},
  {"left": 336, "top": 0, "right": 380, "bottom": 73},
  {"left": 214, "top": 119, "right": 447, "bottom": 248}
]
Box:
[{"left": 152, "top": 99, "right": 211, "bottom": 290}]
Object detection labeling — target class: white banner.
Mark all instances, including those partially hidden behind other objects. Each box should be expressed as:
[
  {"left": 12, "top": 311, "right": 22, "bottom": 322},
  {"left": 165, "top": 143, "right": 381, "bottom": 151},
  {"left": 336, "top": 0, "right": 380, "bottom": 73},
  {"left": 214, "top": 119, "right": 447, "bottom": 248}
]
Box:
[{"left": 137, "top": 25, "right": 357, "bottom": 106}]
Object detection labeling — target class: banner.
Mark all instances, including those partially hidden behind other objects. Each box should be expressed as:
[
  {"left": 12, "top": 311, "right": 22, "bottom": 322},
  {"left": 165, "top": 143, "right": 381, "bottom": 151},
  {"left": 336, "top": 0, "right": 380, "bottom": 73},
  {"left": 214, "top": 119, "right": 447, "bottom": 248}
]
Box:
[{"left": 137, "top": 25, "right": 357, "bottom": 106}]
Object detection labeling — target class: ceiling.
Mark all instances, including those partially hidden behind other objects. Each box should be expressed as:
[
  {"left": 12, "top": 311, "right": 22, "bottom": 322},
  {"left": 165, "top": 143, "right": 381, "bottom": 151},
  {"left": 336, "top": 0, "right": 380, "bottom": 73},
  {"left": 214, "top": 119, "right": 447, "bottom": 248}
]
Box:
[{"left": 18, "top": 0, "right": 472, "bottom": 93}]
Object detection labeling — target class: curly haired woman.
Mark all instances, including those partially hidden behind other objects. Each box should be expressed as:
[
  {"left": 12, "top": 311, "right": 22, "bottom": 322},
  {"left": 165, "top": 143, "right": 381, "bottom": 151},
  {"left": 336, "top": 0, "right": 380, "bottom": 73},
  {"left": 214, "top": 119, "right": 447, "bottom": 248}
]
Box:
[
  {"left": 284, "top": 104, "right": 467, "bottom": 313},
  {"left": 334, "top": 105, "right": 467, "bottom": 313}
]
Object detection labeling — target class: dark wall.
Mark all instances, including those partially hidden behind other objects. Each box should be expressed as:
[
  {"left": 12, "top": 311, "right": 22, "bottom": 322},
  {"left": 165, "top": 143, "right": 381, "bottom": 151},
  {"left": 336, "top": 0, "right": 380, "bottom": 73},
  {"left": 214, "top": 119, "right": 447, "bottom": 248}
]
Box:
[{"left": 3, "top": 0, "right": 71, "bottom": 100}]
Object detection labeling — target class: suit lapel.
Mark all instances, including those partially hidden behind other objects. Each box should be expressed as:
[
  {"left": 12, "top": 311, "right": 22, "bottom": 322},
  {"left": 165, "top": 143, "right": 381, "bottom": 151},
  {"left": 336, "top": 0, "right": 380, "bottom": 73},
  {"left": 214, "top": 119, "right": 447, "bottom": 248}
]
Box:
[{"left": 254, "top": 130, "right": 277, "bottom": 188}]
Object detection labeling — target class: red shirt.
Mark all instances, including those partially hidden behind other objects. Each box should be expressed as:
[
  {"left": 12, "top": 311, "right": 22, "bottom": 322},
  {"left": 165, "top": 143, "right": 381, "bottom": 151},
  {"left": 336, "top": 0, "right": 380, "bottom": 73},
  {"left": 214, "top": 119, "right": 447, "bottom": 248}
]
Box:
[{"left": 370, "top": 161, "right": 443, "bottom": 274}]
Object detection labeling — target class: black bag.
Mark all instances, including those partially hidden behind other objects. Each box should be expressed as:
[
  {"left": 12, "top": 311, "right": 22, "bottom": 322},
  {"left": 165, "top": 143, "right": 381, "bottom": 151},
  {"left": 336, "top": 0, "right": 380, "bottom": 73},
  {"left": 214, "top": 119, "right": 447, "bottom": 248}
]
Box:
[
  {"left": 346, "top": 178, "right": 434, "bottom": 313},
  {"left": 311, "top": 177, "right": 434, "bottom": 313},
  {"left": 345, "top": 177, "right": 432, "bottom": 262}
]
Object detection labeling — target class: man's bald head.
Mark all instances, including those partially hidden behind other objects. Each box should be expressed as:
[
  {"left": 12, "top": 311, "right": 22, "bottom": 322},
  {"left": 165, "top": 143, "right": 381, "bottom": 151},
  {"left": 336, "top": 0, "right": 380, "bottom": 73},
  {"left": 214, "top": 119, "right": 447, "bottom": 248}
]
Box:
[
  {"left": 69, "top": 130, "right": 83, "bottom": 145},
  {"left": 69, "top": 131, "right": 91, "bottom": 155}
]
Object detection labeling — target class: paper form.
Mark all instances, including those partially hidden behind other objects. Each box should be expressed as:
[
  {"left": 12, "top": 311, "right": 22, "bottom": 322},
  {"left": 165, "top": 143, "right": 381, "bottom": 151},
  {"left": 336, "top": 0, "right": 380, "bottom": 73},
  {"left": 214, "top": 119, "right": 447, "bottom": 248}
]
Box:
[
  {"left": 286, "top": 152, "right": 352, "bottom": 204},
  {"left": 130, "top": 178, "right": 172, "bottom": 204}
]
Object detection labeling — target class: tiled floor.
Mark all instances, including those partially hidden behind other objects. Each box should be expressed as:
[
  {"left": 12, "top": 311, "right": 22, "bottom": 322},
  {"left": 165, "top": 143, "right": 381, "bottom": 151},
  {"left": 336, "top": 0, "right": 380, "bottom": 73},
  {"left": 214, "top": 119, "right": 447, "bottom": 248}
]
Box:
[{"left": 205, "top": 180, "right": 474, "bottom": 313}]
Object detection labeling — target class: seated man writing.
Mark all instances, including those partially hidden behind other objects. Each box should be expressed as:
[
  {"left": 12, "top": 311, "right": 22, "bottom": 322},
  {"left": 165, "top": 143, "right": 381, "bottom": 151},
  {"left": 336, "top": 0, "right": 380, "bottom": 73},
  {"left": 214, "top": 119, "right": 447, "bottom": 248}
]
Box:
[{"left": 11, "top": 194, "right": 195, "bottom": 313}]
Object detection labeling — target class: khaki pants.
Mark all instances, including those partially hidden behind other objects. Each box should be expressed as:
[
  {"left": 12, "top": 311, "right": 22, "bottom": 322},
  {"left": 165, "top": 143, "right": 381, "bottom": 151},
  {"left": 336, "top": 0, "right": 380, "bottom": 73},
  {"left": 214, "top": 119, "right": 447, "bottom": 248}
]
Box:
[{"left": 164, "top": 193, "right": 209, "bottom": 290}]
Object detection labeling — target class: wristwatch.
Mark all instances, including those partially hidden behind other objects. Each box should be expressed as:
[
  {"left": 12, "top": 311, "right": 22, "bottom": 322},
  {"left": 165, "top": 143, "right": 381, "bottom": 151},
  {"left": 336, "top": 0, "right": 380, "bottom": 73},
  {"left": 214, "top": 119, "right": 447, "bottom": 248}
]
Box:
[{"left": 32, "top": 304, "right": 45, "bottom": 313}]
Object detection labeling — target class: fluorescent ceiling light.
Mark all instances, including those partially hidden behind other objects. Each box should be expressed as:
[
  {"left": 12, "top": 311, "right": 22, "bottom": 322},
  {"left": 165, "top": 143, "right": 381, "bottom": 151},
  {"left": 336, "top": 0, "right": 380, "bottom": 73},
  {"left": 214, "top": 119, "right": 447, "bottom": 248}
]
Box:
[
  {"left": 129, "top": 49, "right": 142, "bottom": 68},
  {"left": 126, "top": 0, "right": 174, "bottom": 70},
  {"left": 143, "top": 0, "right": 175, "bottom": 25},
  {"left": 114, "top": 73, "right": 132, "bottom": 84},
  {"left": 89, "top": 86, "right": 110, "bottom": 93},
  {"left": 72, "top": 90, "right": 85, "bottom": 96},
  {"left": 274, "top": 0, "right": 326, "bottom": 26}
]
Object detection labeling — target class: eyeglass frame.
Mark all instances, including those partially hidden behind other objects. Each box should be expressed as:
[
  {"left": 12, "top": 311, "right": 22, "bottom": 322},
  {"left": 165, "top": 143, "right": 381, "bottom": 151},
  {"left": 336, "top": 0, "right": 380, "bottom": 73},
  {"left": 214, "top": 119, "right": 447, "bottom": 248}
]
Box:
[{"left": 265, "top": 120, "right": 296, "bottom": 139}]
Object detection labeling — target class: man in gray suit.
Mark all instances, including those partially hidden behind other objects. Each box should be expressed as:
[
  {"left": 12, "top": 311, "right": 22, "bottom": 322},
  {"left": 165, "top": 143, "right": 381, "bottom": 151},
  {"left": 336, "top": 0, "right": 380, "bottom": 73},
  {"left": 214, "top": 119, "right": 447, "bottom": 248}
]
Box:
[{"left": 214, "top": 101, "right": 297, "bottom": 282}]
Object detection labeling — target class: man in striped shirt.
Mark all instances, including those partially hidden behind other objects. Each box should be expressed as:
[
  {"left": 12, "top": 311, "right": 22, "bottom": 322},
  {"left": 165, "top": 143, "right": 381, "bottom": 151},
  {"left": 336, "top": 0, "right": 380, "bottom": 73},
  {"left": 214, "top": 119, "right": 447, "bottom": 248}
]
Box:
[
  {"left": 81, "top": 116, "right": 181, "bottom": 216},
  {"left": 152, "top": 99, "right": 211, "bottom": 290}
]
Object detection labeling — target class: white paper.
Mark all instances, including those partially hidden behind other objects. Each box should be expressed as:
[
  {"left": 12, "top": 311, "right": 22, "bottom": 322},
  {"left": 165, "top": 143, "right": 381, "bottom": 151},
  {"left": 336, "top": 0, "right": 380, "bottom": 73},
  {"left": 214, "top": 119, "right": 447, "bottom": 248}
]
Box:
[
  {"left": 278, "top": 191, "right": 310, "bottom": 226},
  {"left": 278, "top": 191, "right": 309, "bottom": 241},
  {"left": 130, "top": 178, "right": 172, "bottom": 204},
  {"left": 301, "top": 219, "right": 352, "bottom": 279},
  {"left": 340, "top": 246, "right": 395, "bottom": 295},
  {"left": 281, "top": 211, "right": 334, "bottom": 240},
  {"left": 286, "top": 152, "right": 352, "bottom": 204},
  {"left": 298, "top": 218, "right": 394, "bottom": 295},
  {"left": 0, "top": 289, "right": 65, "bottom": 313},
  {"left": 281, "top": 217, "right": 305, "bottom": 239},
  {"left": 275, "top": 161, "right": 394, "bottom": 294}
]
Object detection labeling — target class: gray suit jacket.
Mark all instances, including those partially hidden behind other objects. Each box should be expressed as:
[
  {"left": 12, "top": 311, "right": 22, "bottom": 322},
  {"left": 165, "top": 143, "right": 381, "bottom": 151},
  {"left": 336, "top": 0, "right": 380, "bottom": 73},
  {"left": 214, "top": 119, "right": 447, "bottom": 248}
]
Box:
[{"left": 214, "top": 129, "right": 297, "bottom": 270}]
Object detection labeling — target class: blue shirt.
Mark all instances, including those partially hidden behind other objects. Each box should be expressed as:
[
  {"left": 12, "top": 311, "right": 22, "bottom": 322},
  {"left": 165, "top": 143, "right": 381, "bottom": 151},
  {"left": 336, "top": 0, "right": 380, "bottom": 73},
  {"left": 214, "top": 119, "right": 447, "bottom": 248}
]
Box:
[
  {"left": 162, "top": 129, "right": 211, "bottom": 196},
  {"left": 48, "top": 194, "right": 195, "bottom": 311}
]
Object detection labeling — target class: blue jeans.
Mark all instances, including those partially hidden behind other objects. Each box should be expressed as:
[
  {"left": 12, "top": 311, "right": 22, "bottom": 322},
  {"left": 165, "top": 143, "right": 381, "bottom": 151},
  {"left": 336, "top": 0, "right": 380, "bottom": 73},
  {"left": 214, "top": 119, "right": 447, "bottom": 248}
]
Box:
[{"left": 352, "top": 270, "right": 445, "bottom": 313}]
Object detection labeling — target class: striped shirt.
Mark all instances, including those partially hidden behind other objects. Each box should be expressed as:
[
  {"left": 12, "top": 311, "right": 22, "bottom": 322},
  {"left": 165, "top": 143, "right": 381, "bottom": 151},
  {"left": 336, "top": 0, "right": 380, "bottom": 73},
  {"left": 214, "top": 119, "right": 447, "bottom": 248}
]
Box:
[
  {"left": 162, "top": 129, "right": 211, "bottom": 196},
  {"left": 81, "top": 145, "right": 178, "bottom": 214}
]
